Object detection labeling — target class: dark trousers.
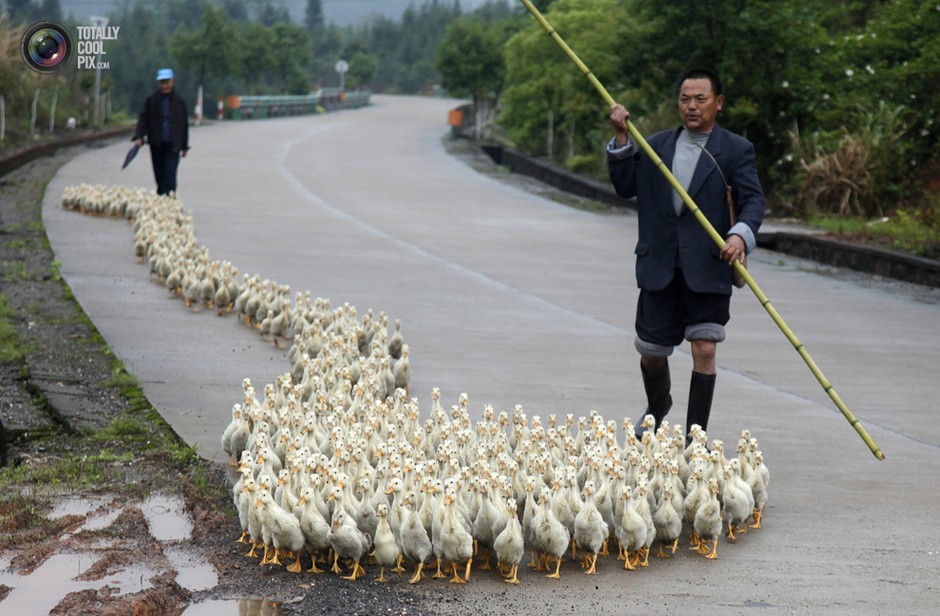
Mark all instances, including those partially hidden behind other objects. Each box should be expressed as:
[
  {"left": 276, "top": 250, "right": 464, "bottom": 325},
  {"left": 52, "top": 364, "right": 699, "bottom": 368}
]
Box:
[{"left": 150, "top": 142, "right": 180, "bottom": 195}]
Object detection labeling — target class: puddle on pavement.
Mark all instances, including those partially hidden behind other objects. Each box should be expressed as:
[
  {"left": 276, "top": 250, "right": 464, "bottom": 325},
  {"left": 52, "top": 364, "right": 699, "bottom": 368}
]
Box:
[
  {"left": 48, "top": 494, "right": 123, "bottom": 533},
  {"left": 142, "top": 492, "right": 193, "bottom": 542},
  {"left": 164, "top": 545, "right": 218, "bottom": 591},
  {"left": 0, "top": 552, "right": 159, "bottom": 615},
  {"left": 0, "top": 492, "right": 220, "bottom": 613},
  {"left": 182, "top": 599, "right": 284, "bottom": 615}
]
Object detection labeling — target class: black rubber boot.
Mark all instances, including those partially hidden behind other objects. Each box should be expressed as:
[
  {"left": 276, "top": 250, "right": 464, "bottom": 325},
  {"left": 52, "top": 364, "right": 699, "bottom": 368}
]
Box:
[
  {"left": 685, "top": 371, "right": 716, "bottom": 443},
  {"left": 637, "top": 359, "right": 672, "bottom": 437}
]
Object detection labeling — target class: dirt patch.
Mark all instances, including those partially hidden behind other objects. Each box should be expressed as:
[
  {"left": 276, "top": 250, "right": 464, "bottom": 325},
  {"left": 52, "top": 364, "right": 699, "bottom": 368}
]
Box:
[{"left": 51, "top": 570, "right": 190, "bottom": 616}]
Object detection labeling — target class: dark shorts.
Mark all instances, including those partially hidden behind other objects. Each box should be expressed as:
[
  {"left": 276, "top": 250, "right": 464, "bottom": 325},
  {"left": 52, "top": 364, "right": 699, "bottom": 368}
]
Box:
[{"left": 635, "top": 269, "right": 730, "bottom": 354}]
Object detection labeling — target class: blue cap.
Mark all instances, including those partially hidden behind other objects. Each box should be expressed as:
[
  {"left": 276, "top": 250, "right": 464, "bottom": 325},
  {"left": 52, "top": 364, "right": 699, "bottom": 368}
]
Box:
[{"left": 156, "top": 68, "right": 174, "bottom": 81}]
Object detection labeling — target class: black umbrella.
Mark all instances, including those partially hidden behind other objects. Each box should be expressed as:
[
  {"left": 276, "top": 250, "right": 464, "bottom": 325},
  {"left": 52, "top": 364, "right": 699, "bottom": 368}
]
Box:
[{"left": 121, "top": 143, "right": 140, "bottom": 170}]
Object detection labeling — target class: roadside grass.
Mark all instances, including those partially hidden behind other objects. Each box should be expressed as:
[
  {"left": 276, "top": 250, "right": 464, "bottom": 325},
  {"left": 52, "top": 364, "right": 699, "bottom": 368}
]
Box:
[
  {"left": 809, "top": 200, "right": 940, "bottom": 259},
  {"left": 0, "top": 406, "right": 229, "bottom": 520},
  {"left": 0, "top": 293, "right": 30, "bottom": 364}
]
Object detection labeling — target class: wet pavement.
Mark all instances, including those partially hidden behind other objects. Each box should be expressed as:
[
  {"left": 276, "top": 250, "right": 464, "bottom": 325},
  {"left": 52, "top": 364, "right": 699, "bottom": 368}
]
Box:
[{"left": 32, "top": 94, "right": 940, "bottom": 614}]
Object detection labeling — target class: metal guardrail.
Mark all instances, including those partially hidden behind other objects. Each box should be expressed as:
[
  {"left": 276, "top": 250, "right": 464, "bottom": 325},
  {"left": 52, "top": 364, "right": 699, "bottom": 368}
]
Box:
[{"left": 224, "top": 88, "right": 371, "bottom": 120}]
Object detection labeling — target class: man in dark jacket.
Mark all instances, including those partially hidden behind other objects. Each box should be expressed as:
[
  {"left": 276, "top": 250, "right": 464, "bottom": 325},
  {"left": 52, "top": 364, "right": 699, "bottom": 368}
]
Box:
[
  {"left": 133, "top": 68, "right": 189, "bottom": 195},
  {"left": 607, "top": 68, "right": 764, "bottom": 439}
]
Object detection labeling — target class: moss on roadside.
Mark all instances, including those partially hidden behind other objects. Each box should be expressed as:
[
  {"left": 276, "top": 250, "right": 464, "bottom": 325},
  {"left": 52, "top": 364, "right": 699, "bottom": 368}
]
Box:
[{"left": 0, "top": 293, "right": 30, "bottom": 365}]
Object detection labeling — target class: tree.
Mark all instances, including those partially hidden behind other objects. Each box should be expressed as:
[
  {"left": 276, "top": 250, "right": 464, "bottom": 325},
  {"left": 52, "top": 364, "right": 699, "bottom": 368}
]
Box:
[
  {"left": 500, "top": 0, "right": 625, "bottom": 159},
  {"left": 234, "top": 21, "right": 277, "bottom": 93},
  {"left": 304, "top": 0, "right": 324, "bottom": 33},
  {"left": 345, "top": 48, "right": 378, "bottom": 90},
  {"left": 435, "top": 18, "right": 506, "bottom": 138},
  {"left": 220, "top": 0, "right": 251, "bottom": 23},
  {"left": 309, "top": 22, "right": 342, "bottom": 87},
  {"left": 270, "top": 22, "right": 312, "bottom": 93},
  {"left": 0, "top": 16, "right": 30, "bottom": 140},
  {"left": 249, "top": 0, "right": 291, "bottom": 26},
  {"left": 435, "top": 18, "right": 504, "bottom": 101},
  {"left": 169, "top": 3, "right": 236, "bottom": 100}
]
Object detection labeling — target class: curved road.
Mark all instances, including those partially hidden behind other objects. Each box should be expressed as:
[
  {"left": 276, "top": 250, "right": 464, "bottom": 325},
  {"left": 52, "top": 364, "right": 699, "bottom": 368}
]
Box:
[{"left": 43, "top": 95, "right": 939, "bottom": 614}]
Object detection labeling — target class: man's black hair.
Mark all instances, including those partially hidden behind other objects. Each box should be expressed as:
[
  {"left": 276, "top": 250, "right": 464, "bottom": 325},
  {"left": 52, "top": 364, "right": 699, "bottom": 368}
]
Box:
[{"left": 679, "top": 68, "right": 723, "bottom": 97}]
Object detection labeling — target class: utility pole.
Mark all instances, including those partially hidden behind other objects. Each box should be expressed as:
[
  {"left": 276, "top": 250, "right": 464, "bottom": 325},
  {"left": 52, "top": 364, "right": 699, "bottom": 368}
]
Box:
[{"left": 89, "top": 15, "right": 108, "bottom": 127}]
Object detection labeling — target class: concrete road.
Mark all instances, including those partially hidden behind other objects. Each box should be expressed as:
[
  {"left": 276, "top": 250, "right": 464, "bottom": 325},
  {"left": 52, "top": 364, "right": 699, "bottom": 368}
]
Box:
[{"left": 43, "top": 95, "right": 939, "bottom": 614}]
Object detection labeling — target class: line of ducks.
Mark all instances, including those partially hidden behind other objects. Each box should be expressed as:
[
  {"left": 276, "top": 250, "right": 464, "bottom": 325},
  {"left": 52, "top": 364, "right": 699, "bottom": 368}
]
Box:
[
  {"left": 226, "top": 374, "right": 769, "bottom": 585},
  {"left": 64, "top": 184, "right": 769, "bottom": 586},
  {"left": 62, "top": 184, "right": 412, "bottom": 392}
]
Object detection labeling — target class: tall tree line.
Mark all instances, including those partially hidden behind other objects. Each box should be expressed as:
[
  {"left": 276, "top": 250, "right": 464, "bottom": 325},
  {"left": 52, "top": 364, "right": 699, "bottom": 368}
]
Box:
[
  {"left": 464, "top": 0, "right": 939, "bottom": 210},
  {"left": 0, "top": 0, "right": 498, "bottom": 142}
]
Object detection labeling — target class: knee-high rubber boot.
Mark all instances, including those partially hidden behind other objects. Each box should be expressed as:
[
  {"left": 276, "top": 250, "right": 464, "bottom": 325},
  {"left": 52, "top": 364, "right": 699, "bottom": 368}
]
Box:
[
  {"left": 686, "top": 371, "right": 716, "bottom": 441},
  {"left": 637, "top": 360, "right": 672, "bottom": 437}
]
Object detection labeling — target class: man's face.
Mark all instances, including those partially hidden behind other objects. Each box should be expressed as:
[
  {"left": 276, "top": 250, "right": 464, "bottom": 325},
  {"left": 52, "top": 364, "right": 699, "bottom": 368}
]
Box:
[
  {"left": 158, "top": 78, "right": 174, "bottom": 94},
  {"left": 678, "top": 78, "right": 723, "bottom": 134}
]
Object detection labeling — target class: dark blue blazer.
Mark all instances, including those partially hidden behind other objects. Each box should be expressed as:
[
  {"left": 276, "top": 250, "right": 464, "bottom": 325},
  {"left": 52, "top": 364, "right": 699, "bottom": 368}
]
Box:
[{"left": 609, "top": 124, "right": 765, "bottom": 296}]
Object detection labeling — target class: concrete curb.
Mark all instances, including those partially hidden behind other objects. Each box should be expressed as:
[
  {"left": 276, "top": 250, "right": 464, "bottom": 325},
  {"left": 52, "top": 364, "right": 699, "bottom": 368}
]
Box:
[
  {"left": 0, "top": 126, "right": 135, "bottom": 178},
  {"left": 758, "top": 231, "right": 940, "bottom": 287}
]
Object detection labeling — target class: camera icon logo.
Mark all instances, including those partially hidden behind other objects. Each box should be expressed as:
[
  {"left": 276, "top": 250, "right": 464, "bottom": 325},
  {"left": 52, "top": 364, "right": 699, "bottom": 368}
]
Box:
[{"left": 21, "top": 21, "right": 72, "bottom": 73}]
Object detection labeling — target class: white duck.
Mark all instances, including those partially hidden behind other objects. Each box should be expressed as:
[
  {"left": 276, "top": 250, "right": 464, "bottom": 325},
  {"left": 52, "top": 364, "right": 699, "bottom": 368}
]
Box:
[
  {"left": 255, "top": 489, "right": 306, "bottom": 572},
  {"left": 296, "top": 486, "right": 331, "bottom": 573},
  {"left": 633, "top": 480, "right": 656, "bottom": 567},
  {"left": 440, "top": 486, "right": 474, "bottom": 583},
  {"left": 521, "top": 475, "right": 540, "bottom": 569},
  {"left": 722, "top": 463, "right": 751, "bottom": 541},
  {"left": 683, "top": 462, "right": 709, "bottom": 551},
  {"left": 245, "top": 478, "right": 266, "bottom": 558},
  {"left": 493, "top": 497, "right": 525, "bottom": 584},
  {"left": 388, "top": 318, "right": 404, "bottom": 359},
  {"left": 354, "top": 475, "right": 379, "bottom": 541},
  {"left": 471, "top": 477, "right": 500, "bottom": 570},
  {"left": 693, "top": 478, "right": 723, "bottom": 559},
  {"left": 372, "top": 503, "right": 401, "bottom": 583},
  {"left": 574, "top": 480, "right": 609, "bottom": 575},
  {"left": 653, "top": 484, "right": 682, "bottom": 558},
  {"left": 399, "top": 490, "right": 433, "bottom": 584},
  {"left": 236, "top": 475, "right": 257, "bottom": 546},
  {"left": 393, "top": 344, "right": 411, "bottom": 396},
  {"left": 533, "top": 487, "right": 569, "bottom": 579},
  {"left": 221, "top": 404, "right": 250, "bottom": 465},
  {"left": 327, "top": 506, "right": 370, "bottom": 580},
  {"left": 549, "top": 473, "right": 576, "bottom": 561},
  {"left": 748, "top": 450, "right": 769, "bottom": 528},
  {"left": 728, "top": 458, "right": 756, "bottom": 531},
  {"left": 614, "top": 485, "right": 647, "bottom": 571}
]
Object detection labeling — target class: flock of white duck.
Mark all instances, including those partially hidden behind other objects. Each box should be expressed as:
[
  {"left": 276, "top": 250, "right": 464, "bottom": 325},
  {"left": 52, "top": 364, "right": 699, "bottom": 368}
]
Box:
[{"left": 63, "top": 184, "right": 770, "bottom": 585}]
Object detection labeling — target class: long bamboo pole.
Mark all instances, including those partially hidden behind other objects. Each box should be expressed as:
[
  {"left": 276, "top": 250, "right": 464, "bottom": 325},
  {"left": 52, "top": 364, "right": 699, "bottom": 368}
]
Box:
[{"left": 518, "top": 0, "right": 884, "bottom": 460}]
